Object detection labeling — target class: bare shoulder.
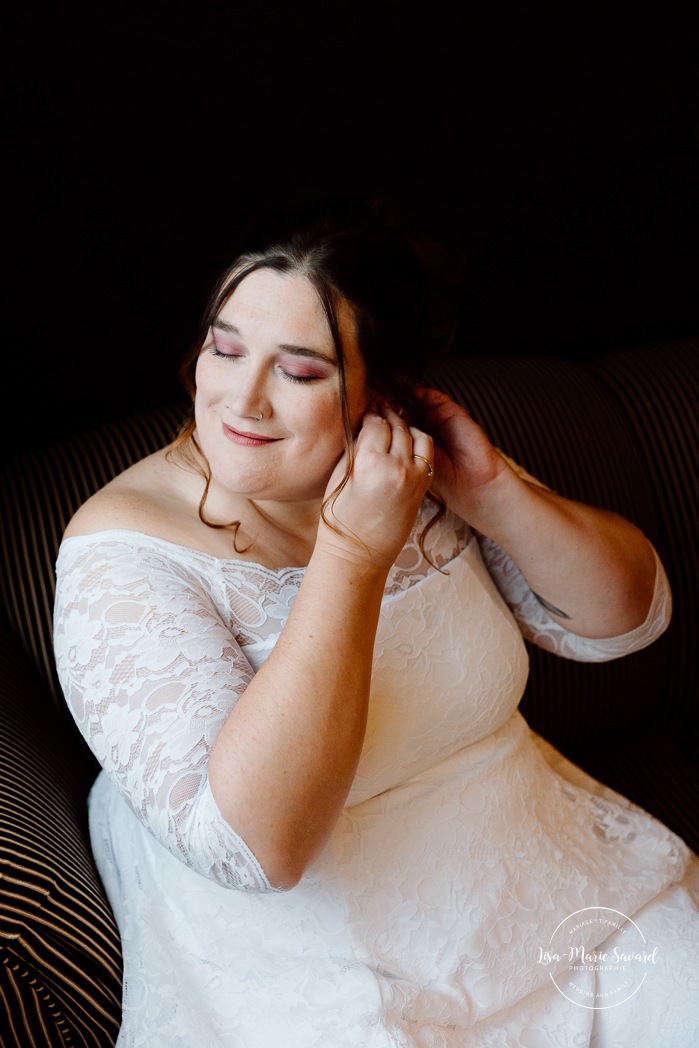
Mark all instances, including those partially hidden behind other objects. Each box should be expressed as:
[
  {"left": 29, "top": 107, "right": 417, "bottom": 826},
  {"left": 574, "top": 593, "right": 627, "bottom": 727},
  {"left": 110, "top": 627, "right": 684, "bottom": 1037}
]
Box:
[{"left": 63, "top": 447, "right": 196, "bottom": 540}]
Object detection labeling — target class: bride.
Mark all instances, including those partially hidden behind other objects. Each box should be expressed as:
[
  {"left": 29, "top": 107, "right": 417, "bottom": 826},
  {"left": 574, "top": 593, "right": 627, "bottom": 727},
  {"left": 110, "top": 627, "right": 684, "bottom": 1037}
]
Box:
[{"left": 53, "top": 195, "right": 698, "bottom": 1046}]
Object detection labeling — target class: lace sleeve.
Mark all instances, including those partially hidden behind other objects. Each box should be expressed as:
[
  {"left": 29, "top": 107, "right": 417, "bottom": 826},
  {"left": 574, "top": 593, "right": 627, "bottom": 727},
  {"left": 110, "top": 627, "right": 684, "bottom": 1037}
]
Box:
[
  {"left": 476, "top": 533, "right": 672, "bottom": 661},
  {"left": 471, "top": 452, "right": 672, "bottom": 661},
  {"left": 53, "top": 536, "right": 277, "bottom": 892}
]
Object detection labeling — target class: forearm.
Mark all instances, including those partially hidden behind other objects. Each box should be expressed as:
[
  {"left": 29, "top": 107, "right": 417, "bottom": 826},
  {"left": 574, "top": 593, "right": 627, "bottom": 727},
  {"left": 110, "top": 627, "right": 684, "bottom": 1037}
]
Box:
[
  {"left": 462, "top": 467, "right": 657, "bottom": 639},
  {"left": 208, "top": 550, "right": 387, "bottom": 888}
]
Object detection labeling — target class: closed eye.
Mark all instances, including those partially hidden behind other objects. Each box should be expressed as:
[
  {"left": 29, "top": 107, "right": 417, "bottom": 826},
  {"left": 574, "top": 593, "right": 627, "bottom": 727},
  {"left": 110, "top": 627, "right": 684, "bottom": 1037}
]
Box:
[
  {"left": 279, "top": 361, "right": 329, "bottom": 384},
  {"left": 210, "top": 344, "right": 325, "bottom": 384},
  {"left": 210, "top": 345, "right": 243, "bottom": 360},
  {"left": 281, "top": 371, "right": 323, "bottom": 384}
]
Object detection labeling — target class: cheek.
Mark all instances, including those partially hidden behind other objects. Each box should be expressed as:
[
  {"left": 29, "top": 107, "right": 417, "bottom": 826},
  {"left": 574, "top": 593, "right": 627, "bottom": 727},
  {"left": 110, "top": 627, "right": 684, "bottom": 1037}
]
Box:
[
  {"left": 320, "top": 390, "right": 351, "bottom": 436},
  {"left": 194, "top": 354, "right": 215, "bottom": 395},
  {"left": 298, "top": 397, "right": 346, "bottom": 456},
  {"left": 193, "top": 360, "right": 208, "bottom": 406}
]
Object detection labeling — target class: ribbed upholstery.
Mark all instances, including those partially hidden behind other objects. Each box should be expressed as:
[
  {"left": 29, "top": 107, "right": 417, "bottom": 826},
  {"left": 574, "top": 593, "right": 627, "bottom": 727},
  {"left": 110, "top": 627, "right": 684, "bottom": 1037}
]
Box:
[
  {"left": 589, "top": 342, "right": 699, "bottom": 750},
  {"left": 0, "top": 343, "right": 696, "bottom": 1044},
  {"left": 0, "top": 631, "right": 122, "bottom": 1046}
]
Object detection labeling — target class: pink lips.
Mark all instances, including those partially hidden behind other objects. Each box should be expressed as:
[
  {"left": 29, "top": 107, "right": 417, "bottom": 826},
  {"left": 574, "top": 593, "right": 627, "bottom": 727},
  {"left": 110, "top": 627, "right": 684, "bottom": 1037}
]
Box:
[{"left": 222, "top": 423, "right": 280, "bottom": 447}]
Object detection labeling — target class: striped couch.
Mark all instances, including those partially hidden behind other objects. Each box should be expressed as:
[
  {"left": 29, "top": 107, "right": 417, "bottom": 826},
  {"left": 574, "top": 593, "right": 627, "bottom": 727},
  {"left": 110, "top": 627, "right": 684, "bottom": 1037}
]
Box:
[{"left": 1, "top": 339, "right": 697, "bottom": 1046}]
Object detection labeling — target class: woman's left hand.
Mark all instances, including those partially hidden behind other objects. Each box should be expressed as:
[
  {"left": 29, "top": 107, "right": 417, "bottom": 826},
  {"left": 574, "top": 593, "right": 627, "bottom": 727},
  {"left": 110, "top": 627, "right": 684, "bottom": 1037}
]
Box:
[
  {"left": 412, "top": 386, "right": 512, "bottom": 525},
  {"left": 412, "top": 386, "right": 658, "bottom": 639}
]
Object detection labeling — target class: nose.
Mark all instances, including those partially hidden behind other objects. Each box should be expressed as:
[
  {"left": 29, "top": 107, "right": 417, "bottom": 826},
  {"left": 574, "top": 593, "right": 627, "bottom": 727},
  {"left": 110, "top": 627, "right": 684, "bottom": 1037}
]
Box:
[{"left": 226, "top": 360, "right": 270, "bottom": 423}]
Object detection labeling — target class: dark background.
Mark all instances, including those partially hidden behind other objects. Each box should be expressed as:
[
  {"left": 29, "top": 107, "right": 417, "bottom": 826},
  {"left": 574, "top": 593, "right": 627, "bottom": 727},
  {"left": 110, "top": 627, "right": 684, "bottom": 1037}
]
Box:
[{"left": 9, "top": 0, "right": 698, "bottom": 456}]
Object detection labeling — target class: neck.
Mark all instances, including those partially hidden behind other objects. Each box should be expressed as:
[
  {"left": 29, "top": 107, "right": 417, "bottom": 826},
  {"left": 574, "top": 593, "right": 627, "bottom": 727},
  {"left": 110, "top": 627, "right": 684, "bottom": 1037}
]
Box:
[
  {"left": 235, "top": 496, "right": 322, "bottom": 568},
  {"left": 248, "top": 495, "right": 323, "bottom": 538}
]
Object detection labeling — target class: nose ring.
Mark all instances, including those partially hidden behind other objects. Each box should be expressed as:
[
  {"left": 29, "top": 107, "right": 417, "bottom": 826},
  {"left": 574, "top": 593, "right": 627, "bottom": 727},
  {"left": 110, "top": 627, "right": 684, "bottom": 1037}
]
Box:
[{"left": 256, "top": 411, "right": 263, "bottom": 422}]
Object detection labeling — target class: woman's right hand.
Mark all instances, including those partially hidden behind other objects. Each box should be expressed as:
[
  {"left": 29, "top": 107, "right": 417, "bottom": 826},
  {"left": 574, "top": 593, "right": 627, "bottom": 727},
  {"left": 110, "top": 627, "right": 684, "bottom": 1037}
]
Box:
[{"left": 315, "top": 401, "right": 435, "bottom": 571}]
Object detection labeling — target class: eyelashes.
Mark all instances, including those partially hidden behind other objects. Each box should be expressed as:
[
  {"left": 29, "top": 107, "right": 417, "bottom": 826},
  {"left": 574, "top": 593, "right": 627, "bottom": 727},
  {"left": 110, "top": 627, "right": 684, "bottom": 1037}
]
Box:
[
  {"left": 209, "top": 346, "right": 242, "bottom": 362},
  {"left": 281, "top": 371, "right": 322, "bottom": 385}
]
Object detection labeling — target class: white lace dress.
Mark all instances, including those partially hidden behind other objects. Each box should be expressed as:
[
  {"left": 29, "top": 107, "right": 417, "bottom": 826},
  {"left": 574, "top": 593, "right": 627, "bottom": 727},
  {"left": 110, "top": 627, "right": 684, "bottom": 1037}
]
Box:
[{"left": 53, "top": 501, "right": 699, "bottom": 1047}]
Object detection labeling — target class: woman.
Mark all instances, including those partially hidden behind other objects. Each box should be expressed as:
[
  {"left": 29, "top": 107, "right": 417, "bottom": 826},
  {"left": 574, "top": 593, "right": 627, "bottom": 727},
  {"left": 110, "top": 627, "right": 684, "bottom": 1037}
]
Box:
[{"left": 53, "top": 196, "right": 698, "bottom": 1046}]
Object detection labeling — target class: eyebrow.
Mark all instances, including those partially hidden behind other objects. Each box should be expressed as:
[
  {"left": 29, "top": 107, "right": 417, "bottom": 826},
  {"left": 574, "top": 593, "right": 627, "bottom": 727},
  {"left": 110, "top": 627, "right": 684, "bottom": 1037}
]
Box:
[{"left": 212, "top": 319, "right": 336, "bottom": 365}]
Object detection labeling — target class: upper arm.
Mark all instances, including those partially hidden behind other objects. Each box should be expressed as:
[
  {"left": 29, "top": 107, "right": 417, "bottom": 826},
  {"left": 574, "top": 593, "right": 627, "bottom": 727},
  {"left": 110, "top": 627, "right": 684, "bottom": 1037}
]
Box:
[
  {"left": 53, "top": 538, "right": 274, "bottom": 890},
  {"left": 476, "top": 531, "right": 672, "bottom": 662}
]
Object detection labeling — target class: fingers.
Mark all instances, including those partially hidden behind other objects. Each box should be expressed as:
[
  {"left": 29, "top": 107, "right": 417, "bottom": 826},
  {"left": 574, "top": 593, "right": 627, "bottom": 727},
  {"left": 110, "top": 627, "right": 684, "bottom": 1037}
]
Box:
[
  {"left": 383, "top": 401, "right": 434, "bottom": 463},
  {"left": 359, "top": 400, "right": 434, "bottom": 483},
  {"left": 358, "top": 410, "right": 393, "bottom": 452},
  {"left": 380, "top": 401, "right": 414, "bottom": 457}
]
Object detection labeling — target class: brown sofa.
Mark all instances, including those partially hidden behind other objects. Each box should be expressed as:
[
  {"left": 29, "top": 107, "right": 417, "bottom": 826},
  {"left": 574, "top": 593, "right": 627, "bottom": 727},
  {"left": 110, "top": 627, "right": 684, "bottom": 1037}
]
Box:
[{"left": 1, "top": 337, "right": 697, "bottom": 1046}]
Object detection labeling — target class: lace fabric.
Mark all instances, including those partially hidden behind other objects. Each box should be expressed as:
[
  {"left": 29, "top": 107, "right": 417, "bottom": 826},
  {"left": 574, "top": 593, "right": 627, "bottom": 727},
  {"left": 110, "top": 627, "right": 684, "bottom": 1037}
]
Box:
[
  {"left": 52, "top": 500, "right": 696, "bottom": 1046},
  {"left": 475, "top": 532, "right": 672, "bottom": 661}
]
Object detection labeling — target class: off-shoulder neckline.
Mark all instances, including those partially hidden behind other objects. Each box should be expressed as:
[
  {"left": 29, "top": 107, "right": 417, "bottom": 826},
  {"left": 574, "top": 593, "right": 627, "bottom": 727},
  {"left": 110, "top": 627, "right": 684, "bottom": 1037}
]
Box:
[{"left": 59, "top": 528, "right": 309, "bottom": 576}]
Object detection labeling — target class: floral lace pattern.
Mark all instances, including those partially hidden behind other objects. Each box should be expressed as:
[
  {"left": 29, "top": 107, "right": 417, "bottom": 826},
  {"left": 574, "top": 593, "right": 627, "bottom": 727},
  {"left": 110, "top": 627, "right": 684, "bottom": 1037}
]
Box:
[{"left": 53, "top": 501, "right": 695, "bottom": 1046}]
